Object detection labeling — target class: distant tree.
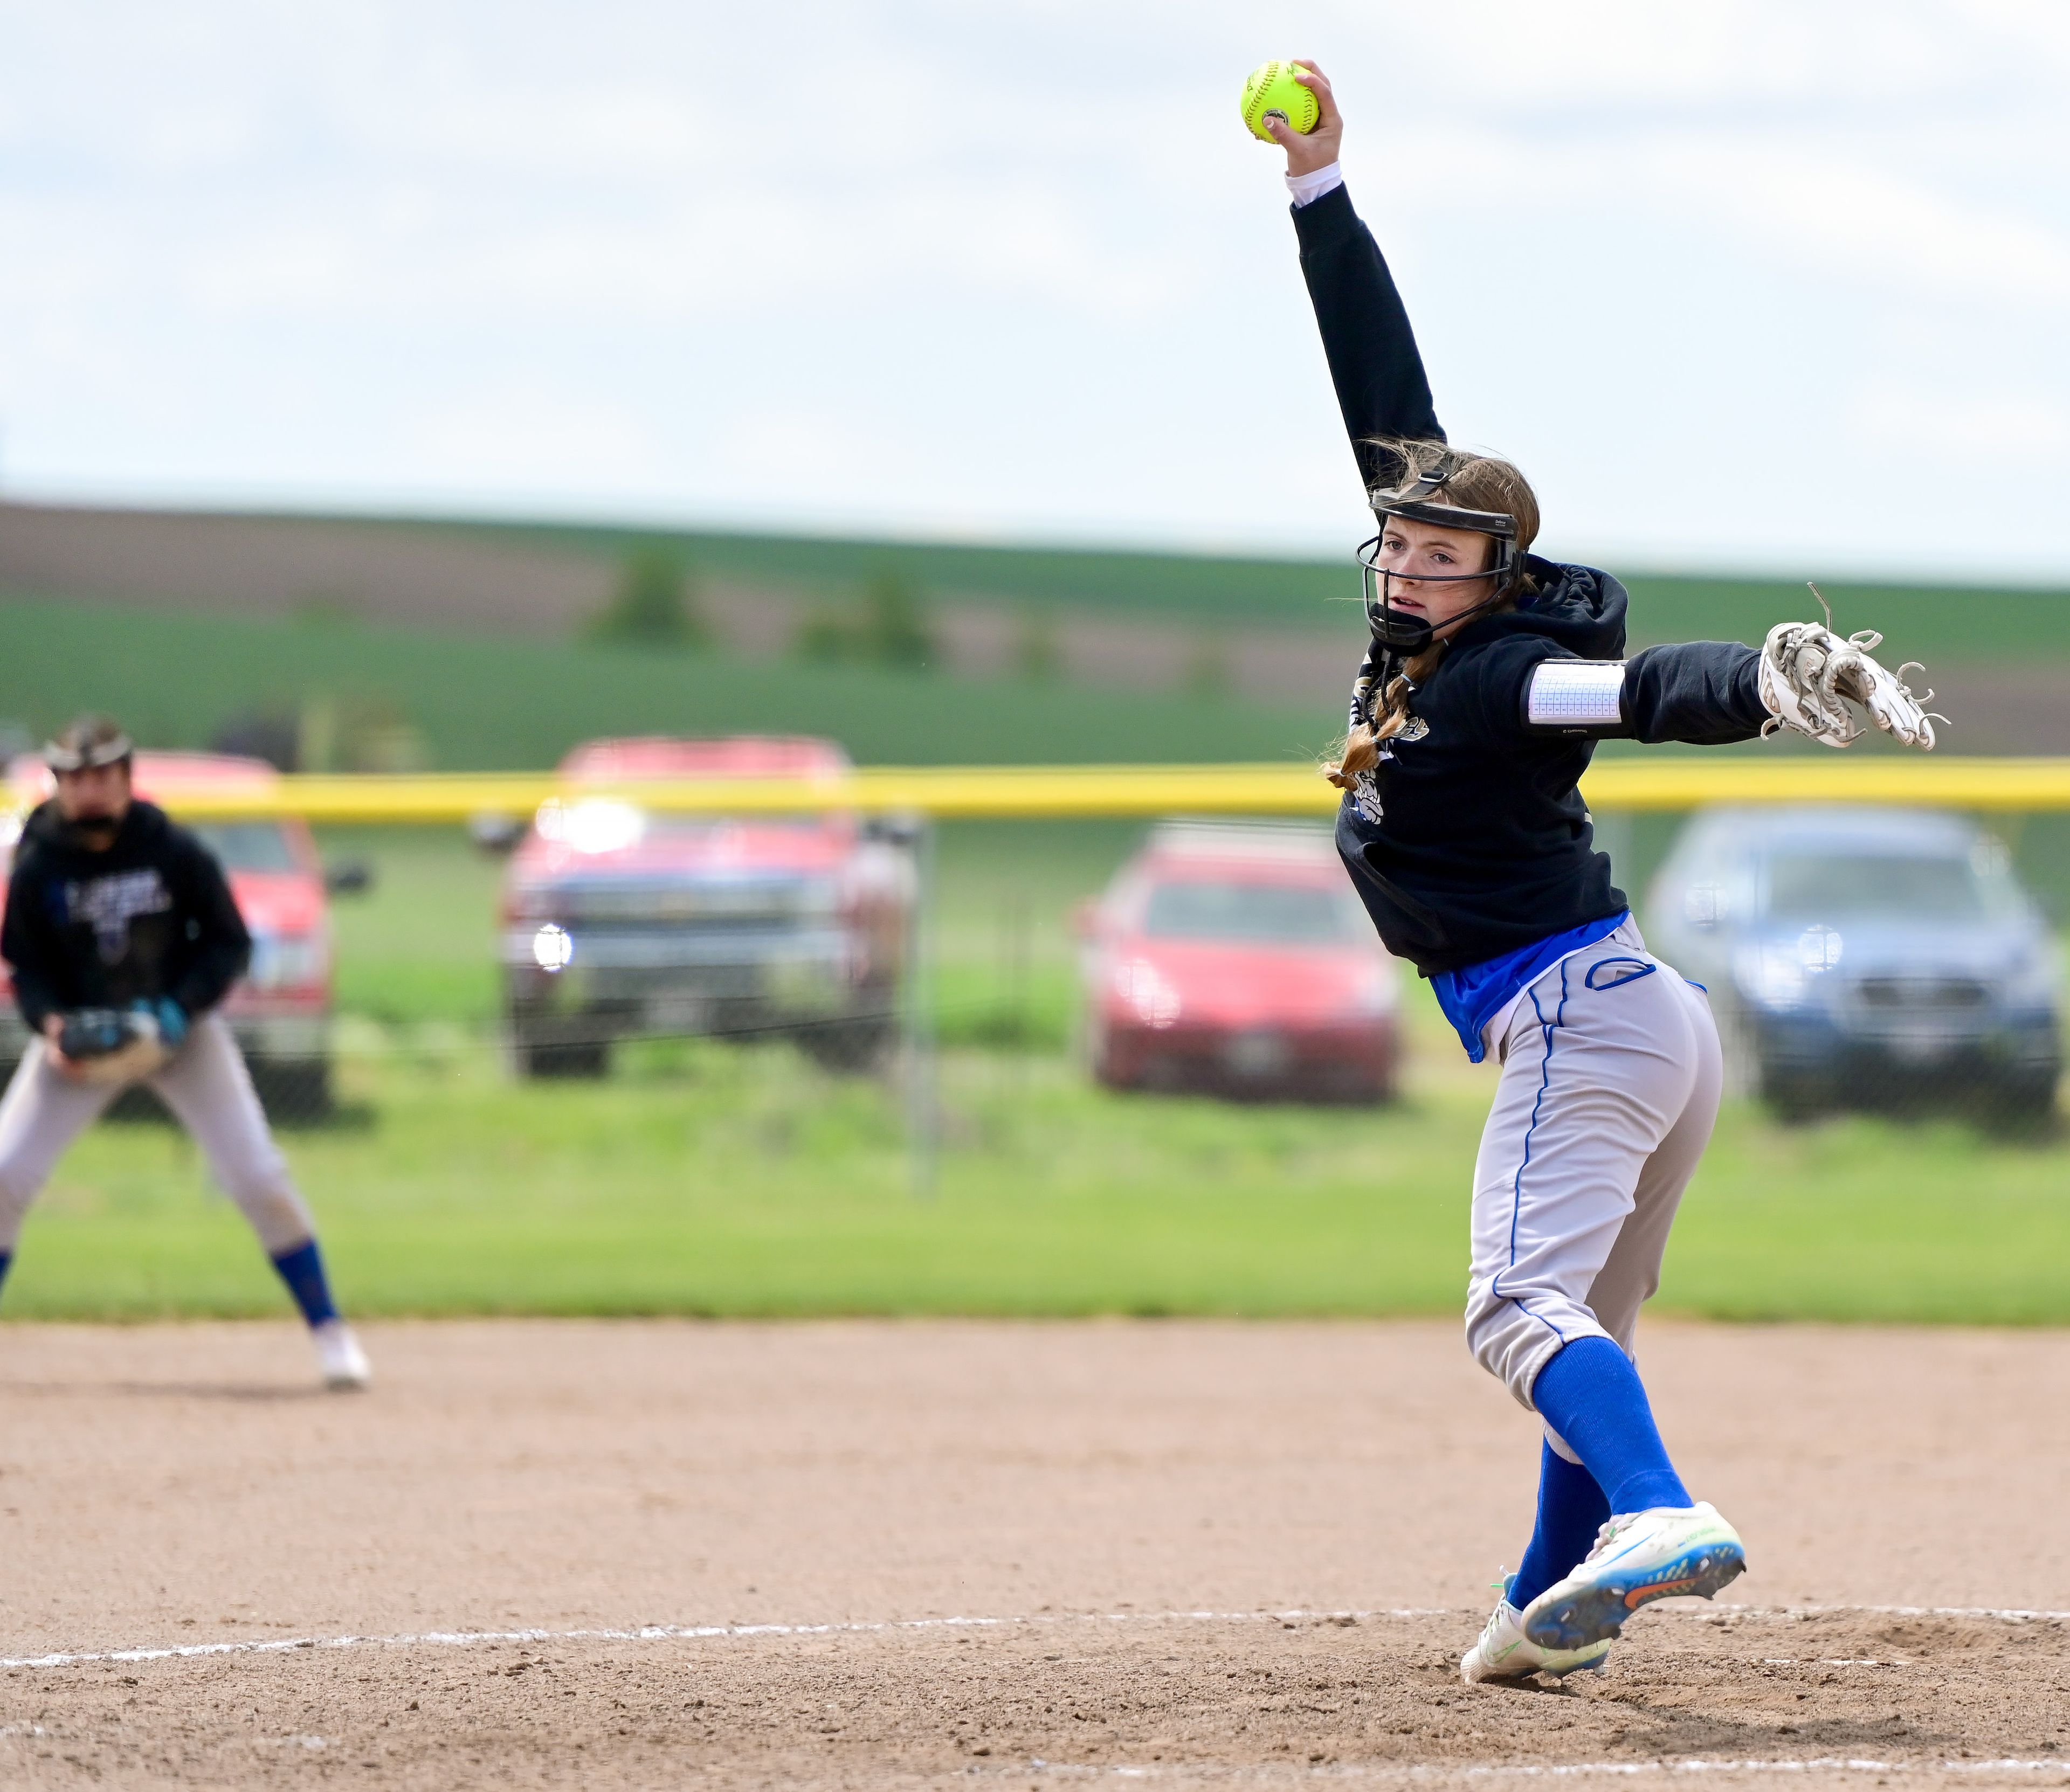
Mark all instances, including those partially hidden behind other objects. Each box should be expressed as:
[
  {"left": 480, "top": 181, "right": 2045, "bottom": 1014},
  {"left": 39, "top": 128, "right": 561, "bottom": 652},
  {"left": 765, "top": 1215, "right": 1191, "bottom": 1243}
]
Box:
[
  {"left": 858, "top": 570, "right": 934, "bottom": 669},
  {"left": 210, "top": 708, "right": 302, "bottom": 771},
  {"left": 791, "top": 569, "right": 937, "bottom": 670},
  {"left": 586, "top": 546, "right": 708, "bottom": 647},
  {"left": 1184, "top": 632, "right": 1232, "bottom": 699},
  {"left": 794, "top": 606, "right": 854, "bottom": 662},
  {"left": 1012, "top": 611, "right": 1061, "bottom": 681}
]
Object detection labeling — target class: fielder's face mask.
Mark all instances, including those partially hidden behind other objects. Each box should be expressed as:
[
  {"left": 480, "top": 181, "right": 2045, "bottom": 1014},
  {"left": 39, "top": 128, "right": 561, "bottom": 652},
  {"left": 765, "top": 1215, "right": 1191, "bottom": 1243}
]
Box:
[
  {"left": 43, "top": 725, "right": 135, "bottom": 842},
  {"left": 44, "top": 729, "right": 134, "bottom": 774},
  {"left": 1357, "top": 465, "right": 1521, "bottom": 658}
]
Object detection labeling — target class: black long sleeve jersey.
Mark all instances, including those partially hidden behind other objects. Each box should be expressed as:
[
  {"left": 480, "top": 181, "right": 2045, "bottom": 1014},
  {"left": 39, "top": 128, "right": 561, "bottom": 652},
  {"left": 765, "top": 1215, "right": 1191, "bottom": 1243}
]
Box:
[
  {"left": 1, "top": 800, "right": 251, "bottom": 1034},
  {"left": 1292, "top": 182, "right": 1771, "bottom": 976}
]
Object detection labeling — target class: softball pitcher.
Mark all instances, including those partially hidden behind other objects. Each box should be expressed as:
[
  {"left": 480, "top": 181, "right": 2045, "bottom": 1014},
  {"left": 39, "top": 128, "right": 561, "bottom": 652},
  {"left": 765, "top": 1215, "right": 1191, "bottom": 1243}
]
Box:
[
  {"left": 0, "top": 716, "right": 370, "bottom": 1389},
  {"left": 1259, "top": 64, "right": 1936, "bottom": 1680}
]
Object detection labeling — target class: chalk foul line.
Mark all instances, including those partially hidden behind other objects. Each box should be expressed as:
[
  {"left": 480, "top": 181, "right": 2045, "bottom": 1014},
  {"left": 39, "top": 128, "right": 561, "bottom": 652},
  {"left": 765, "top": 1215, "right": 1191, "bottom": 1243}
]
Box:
[
  {"left": 1005, "top": 1762, "right": 2070, "bottom": 1781},
  {"left": 1, "top": 1600, "right": 2061, "bottom": 1676},
  {"left": 0, "top": 1607, "right": 1451, "bottom": 1672}
]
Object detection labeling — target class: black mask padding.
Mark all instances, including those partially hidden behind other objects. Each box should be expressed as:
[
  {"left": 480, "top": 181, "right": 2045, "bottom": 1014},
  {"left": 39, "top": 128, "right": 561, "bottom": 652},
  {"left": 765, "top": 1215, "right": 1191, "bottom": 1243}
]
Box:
[
  {"left": 1369, "top": 604, "right": 1434, "bottom": 657},
  {"left": 1357, "top": 532, "right": 1516, "bottom": 659},
  {"left": 1355, "top": 461, "right": 1526, "bottom": 665},
  {"left": 59, "top": 814, "right": 122, "bottom": 849}
]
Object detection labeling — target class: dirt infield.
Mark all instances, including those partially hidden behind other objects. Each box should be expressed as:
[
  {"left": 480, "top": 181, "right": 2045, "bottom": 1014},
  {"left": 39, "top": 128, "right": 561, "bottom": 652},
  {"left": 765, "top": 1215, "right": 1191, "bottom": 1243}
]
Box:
[{"left": 2, "top": 1319, "right": 2067, "bottom": 1788}]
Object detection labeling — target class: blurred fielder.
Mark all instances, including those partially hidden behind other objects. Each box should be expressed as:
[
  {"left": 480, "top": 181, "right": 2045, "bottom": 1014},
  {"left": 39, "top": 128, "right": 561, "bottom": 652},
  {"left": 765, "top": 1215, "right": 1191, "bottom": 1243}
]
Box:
[
  {"left": 0, "top": 716, "right": 370, "bottom": 1389},
  {"left": 1259, "top": 64, "right": 1936, "bottom": 1679}
]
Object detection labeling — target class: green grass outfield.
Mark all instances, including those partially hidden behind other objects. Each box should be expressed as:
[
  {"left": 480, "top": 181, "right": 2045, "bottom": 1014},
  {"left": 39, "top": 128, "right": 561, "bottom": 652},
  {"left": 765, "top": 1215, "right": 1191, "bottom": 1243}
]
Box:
[
  {"left": 3, "top": 819, "right": 2066, "bottom": 1328},
  {"left": 7, "top": 1030, "right": 2069, "bottom": 1325}
]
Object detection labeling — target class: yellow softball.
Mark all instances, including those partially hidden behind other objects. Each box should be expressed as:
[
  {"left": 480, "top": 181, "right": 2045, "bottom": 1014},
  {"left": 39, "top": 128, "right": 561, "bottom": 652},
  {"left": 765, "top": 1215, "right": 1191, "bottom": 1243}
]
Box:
[{"left": 1240, "top": 61, "right": 1320, "bottom": 142}]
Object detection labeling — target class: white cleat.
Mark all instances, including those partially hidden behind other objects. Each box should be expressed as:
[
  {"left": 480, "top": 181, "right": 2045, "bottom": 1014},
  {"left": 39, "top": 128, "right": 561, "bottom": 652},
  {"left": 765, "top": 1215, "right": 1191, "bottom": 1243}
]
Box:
[
  {"left": 313, "top": 1319, "right": 372, "bottom": 1391},
  {"left": 1520, "top": 1502, "right": 1745, "bottom": 1653},
  {"left": 1462, "top": 1591, "right": 1612, "bottom": 1684}
]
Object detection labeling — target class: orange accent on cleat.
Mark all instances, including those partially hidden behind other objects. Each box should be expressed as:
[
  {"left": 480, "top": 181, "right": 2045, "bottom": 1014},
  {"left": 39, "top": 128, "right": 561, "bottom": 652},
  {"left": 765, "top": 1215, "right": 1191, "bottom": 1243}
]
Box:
[{"left": 1623, "top": 1574, "right": 1703, "bottom": 1608}]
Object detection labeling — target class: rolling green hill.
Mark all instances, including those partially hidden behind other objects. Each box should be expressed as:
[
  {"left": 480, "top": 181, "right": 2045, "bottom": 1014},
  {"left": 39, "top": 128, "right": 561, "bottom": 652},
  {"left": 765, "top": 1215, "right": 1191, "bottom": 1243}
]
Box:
[
  {"left": 6, "top": 504, "right": 2065, "bottom": 773},
  {"left": 412, "top": 513, "right": 2066, "bottom": 656},
  {"left": 0, "top": 592, "right": 1330, "bottom": 771}
]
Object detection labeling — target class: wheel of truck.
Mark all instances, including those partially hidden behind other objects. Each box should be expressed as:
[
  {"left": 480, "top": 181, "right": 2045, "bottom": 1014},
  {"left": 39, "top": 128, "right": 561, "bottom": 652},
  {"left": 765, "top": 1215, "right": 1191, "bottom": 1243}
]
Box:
[
  {"left": 507, "top": 998, "right": 612, "bottom": 1078},
  {"left": 515, "top": 1036, "right": 609, "bottom": 1078},
  {"left": 1981, "top": 1069, "right": 2060, "bottom": 1137},
  {"left": 1090, "top": 1054, "right": 1134, "bottom": 1093},
  {"left": 250, "top": 1061, "right": 334, "bottom": 1125},
  {"left": 796, "top": 1016, "right": 896, "bottom": 1074},
  {"left": 1757, "top": 1060, "right": 1826, "bottom": 1123}
]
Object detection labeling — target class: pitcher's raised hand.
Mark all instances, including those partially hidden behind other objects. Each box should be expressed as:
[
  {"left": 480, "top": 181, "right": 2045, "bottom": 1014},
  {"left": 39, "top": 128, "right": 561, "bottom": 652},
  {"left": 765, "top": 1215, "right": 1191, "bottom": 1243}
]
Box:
[{"left": 1267, "top": 60, "right": 1343, "bottom": 177}]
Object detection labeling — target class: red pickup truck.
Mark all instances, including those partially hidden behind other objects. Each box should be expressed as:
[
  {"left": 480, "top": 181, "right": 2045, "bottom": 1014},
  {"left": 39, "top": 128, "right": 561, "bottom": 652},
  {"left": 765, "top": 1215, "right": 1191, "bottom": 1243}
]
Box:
[
  {"left": 500, "top": 736, "right": 915, "bottom": 1076},
  {"left": 0, "top": 752, "right": 338, "bottom": 1116}
]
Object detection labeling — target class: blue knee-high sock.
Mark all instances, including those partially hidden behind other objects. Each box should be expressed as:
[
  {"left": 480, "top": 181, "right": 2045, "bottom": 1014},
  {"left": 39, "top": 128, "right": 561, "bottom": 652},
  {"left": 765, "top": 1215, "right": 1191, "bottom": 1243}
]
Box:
[
  {"left": 0, "top": 1249, "right": 11, "bottom": 1304},
  {"left": 1529, "top": 1336, "right": 1690, "bottom": 1518},
  {"left": 1508, "top": 1440, "right": 1611, "bottom": 1611},
  {"left": 270, "top": 1240, "right": 340, "bottom": 1329}
]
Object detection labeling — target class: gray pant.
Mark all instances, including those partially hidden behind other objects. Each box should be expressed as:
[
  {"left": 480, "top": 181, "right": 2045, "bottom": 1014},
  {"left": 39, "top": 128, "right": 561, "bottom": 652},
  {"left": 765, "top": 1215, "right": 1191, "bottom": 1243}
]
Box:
[
  {"left": 1463, "top": 920, "right": 1723, "bottom": 1457},
  {"left": 0, "top": 1013, "right": 316, "bottom": 1257}
]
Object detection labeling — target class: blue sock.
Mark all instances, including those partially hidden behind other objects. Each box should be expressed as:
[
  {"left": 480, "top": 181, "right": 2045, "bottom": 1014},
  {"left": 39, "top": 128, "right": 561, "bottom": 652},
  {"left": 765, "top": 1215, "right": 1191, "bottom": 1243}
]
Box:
[
  {"left": 270, "top": 1240, "right": 340, "bottom": 1328},
  {"left": 1529, "top": 1336, "right": 1691, "bottom": 1517},
  {"left": 1508, "top": 1440, "right": 1611, "bottom": 1611},
  {"left": 0, "top": 1249, "right": 10, "bottom": 1303}
]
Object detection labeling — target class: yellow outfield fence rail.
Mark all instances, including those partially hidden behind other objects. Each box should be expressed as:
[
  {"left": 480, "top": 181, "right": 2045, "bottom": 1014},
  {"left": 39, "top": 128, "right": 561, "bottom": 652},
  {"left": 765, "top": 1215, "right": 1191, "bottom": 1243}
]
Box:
[{"left": 48, "top": 756, "right": 2070, "bottom": 821}]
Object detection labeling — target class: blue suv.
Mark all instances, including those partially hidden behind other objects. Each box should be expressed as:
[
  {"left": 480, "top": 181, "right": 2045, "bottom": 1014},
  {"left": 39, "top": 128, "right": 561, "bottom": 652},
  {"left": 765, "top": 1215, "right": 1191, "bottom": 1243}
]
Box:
[{"left": 1646, "top": 806, "right": 2060, "bottom": 1127}]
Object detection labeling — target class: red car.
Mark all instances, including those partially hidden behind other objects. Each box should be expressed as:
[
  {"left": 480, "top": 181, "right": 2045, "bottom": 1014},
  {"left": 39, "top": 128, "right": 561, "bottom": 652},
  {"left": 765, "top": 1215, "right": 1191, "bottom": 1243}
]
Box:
[
  {"left": 1079, "top": 821, "right": 1402, "bottom": 1102},
  {"left": 0, "top": 751, "right": 340, "bottom": 1115},
  {"left": 500, "top": 736, "right": 915, "bottom": 1076}
]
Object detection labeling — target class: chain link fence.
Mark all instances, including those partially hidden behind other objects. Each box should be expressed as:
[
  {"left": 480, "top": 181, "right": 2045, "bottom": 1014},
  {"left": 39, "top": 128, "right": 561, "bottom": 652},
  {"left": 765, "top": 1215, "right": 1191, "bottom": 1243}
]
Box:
[{"left": 8, "top": 800, "right": 2066, "bottom": 1153}]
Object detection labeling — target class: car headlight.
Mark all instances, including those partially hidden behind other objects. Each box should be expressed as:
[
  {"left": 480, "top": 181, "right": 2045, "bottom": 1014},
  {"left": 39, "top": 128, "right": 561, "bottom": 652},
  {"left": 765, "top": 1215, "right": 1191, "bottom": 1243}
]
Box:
[
  {"left": 532, "top": 923, "right": 575, "bottom": 972},
  {"left": 249, "top": 931, "right": 328, "bottom": 990},
  {"left": 1113, "top": 957, "right": 1182, "bottom": 1028},
  {"left": 1733, "top": 928, "right": 1841, "bottom": 1013},
  {"left": 1734, "top": 946, "right": 1804, "bottom": 1011},
  {"left": 1343, "top": 961, "right": 1398, "bottom": 1016},
  {"left": 2003, "top": 943, "right": 2061, "bottom": 1008}
]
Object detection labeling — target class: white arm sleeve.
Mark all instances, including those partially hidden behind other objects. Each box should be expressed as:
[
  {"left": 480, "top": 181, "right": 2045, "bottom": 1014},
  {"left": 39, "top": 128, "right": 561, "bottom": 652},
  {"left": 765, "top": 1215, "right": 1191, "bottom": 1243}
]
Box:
[
  {"left": 1523, "top": 660, "right": 1629, "bottom": 734},
  {"left": 1286, "top": 162, "right": 1344, "bottom": 207}
]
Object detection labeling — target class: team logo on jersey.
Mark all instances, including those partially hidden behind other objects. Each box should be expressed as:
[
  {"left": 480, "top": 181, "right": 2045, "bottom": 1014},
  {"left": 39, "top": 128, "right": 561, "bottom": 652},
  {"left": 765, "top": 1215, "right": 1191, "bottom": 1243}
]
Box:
[
  {"left": 65, "top": 869, "right": 171, "bottom": 963},
  {"left": 1393, "top": 714, "right": 1430, "bottom": 742},
  {"left": 1351, "top": 769, "right": 1385, "bottom": 826}
]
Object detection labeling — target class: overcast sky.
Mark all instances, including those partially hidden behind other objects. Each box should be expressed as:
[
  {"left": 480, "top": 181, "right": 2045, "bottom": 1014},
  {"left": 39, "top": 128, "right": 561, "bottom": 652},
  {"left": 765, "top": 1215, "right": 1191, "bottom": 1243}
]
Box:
[{"left": 2, "top": 1, "right": 2066, "bottom": 579}]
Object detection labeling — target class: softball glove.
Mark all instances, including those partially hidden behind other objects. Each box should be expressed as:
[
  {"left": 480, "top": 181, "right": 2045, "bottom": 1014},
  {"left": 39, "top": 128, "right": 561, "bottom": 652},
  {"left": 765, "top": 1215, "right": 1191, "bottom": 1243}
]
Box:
[
  {"left": 56, "top": 1005, "right": 176, "bottom": 1086},
  {"left": 1758, "top": 621, "right": 1938, "bottom": 751}
]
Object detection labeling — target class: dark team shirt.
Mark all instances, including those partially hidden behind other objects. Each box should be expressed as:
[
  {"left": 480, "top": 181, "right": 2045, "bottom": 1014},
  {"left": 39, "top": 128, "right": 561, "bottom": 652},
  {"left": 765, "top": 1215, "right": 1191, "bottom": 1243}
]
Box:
[
  {"left": 1292, "top": 181, "right": 1770, "bottom": 976},
  {"left": 1, "top": 799, "right": 250, "bottom": 1032}
]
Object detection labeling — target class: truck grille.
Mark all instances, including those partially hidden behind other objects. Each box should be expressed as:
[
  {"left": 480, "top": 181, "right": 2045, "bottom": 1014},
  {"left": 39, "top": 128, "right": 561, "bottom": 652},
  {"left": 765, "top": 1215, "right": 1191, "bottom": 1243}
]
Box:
[
  {"left": 508, "top": 920, "right": 846, "bottom": 972},
  {"left": 542, "top": 879, "right": 833, "bottom": 925},
  {"left": 1854, "top": 976, "right": 1991, "bottom": 1011}
]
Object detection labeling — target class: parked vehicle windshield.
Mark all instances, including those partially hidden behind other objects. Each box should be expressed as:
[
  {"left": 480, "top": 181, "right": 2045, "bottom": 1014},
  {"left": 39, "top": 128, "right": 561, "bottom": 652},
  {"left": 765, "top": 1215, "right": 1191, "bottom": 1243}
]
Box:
[
  {"left": 1765, "top": 853, "right": 1990, "bottom": 923},
  {"left": 189, "top": 821, "right": 300, "bottom": 874},
  {"left": 1142, "top": 880, "right": 1359, "bottom": 945}
]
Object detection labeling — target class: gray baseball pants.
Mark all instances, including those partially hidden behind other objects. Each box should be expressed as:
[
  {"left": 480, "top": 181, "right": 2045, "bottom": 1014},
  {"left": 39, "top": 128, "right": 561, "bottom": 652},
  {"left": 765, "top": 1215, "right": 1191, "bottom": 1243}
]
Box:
[
  {"left": 1464, "top": 919, "right": 1723, "bottom": 1459},
  {"left": 0, "top": 1013, "right": 316, "bottom": 1256}
]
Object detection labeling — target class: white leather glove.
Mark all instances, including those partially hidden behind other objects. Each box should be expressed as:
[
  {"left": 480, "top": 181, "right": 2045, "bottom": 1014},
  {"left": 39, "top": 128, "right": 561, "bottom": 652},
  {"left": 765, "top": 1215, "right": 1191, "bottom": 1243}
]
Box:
[{"left": 1758, "top": 622, "right": 1938, "bottom": 751}]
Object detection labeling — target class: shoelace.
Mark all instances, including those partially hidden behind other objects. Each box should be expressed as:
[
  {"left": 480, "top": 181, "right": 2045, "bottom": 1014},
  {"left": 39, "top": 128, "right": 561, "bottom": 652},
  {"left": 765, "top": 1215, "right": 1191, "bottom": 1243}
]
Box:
[
  {"left": 1582, "top": 1514, "right": 1639, "bottom": 1565},
  {"left": 1478, "top": 1568, "right": 1514, "bottom": 1642}
]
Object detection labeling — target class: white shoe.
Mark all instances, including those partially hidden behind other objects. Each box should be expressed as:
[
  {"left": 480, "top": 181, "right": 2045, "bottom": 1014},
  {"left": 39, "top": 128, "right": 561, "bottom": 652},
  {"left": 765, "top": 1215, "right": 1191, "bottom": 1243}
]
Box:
[
  {"left": 1461, "top": 1585, "right": 1612, "bottom": 1684},
  {"left": 1520, "top": 1502, "right": 1744, "bottom": 1652},
  {"left": 313, "top": 1319, "right": 371, "bottom": 1391}
]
